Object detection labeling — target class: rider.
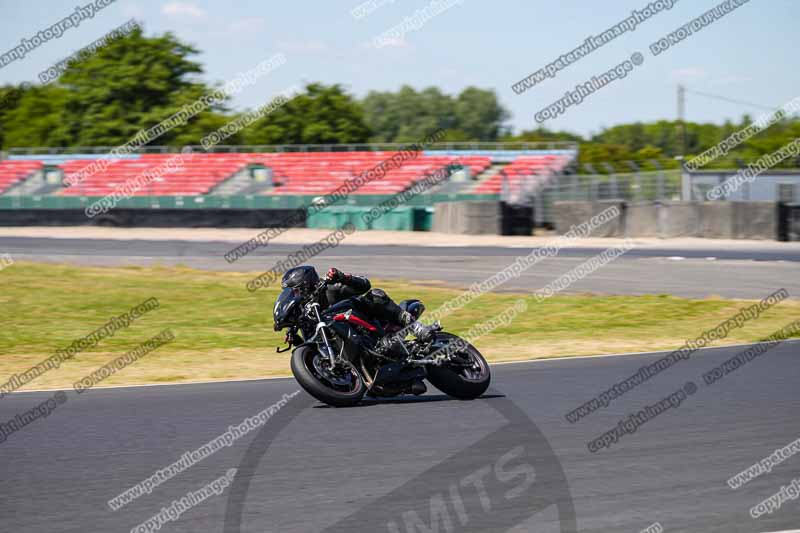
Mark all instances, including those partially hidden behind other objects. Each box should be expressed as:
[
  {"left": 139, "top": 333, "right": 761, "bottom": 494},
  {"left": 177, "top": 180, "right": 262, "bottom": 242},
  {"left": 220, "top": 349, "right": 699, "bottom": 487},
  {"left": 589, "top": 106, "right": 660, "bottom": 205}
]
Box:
[{"left": 322, "top": 267, "right": 435, "bottom": 351}]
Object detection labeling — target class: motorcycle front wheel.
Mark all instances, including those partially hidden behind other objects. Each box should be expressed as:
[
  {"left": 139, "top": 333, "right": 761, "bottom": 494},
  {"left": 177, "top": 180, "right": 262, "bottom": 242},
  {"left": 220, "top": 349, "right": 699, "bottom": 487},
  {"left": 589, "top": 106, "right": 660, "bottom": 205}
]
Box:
[
  {"left": 426, "top": 332, "right": 491, "bottom": 400},
  {"left": 290, "top": 344, "right": 366, "bottom": 407}
]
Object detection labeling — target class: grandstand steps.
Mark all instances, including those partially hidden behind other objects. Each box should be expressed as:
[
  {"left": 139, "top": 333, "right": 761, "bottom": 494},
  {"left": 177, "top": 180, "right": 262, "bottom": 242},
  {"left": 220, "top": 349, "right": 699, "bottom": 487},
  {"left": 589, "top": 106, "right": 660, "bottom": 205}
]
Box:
[
  {"left": 207, "top": 167, "right": 266, "bottom": 196},
  {"left": 2, "top": 170, "right": 45, "bottom": 196},
  {"left": 29, "top": 181, "right": 65, "bottom": 196},
  {"left": 470, "top": 163, "right": 506, "bottom": 192}
]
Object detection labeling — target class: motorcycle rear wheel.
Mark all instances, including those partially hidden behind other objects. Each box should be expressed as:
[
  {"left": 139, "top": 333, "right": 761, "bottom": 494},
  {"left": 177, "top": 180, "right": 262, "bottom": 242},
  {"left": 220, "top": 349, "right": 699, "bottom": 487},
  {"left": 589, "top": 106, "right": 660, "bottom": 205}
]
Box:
[
  {"left": 291, "top": 345, "right": 366, "bottom": 407},
  {"left": 426, "top": 333, "right": 491, "bottom": 400}
]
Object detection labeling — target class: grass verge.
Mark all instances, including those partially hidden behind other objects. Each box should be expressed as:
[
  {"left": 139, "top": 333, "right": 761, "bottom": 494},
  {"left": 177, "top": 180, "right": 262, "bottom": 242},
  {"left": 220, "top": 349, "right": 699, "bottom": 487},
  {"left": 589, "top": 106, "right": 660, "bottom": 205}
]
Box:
[{"left": 1, "top": 261, "right": 798, "bottom": 391}]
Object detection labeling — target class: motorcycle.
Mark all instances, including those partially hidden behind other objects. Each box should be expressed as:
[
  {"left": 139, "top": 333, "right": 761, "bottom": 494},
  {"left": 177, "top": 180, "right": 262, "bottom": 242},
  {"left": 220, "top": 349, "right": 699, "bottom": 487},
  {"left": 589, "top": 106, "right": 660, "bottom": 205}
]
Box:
[{"left": 273, "top": 270, "right": 491, "bottom": 407}]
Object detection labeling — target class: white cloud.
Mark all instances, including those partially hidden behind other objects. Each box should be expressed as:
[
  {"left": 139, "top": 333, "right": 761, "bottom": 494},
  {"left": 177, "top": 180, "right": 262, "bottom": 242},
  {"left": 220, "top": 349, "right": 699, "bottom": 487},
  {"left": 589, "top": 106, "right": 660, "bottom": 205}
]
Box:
[
  {"left": 161, "top": 2, "right": 207, "bottom": 19},
  {"left": 228, "top": 17, "right": 266, "bottom": 34},
  {"left": 277, "top": 40, "right": 330, "bottom": 54}
]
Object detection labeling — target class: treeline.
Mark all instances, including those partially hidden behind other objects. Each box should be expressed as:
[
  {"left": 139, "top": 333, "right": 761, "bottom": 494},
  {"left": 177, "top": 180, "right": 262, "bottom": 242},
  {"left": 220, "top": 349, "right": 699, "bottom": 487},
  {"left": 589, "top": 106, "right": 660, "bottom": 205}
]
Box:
[{"left": 0, "top": 25, "right": 797, "bottom": 172}]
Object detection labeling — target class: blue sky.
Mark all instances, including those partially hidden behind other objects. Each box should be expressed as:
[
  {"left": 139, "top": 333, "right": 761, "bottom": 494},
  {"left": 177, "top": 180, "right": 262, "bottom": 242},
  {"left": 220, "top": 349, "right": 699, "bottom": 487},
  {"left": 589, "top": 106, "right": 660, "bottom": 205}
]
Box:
[{"left": 0, "top": 0, "right": 796, "bottom": 137}]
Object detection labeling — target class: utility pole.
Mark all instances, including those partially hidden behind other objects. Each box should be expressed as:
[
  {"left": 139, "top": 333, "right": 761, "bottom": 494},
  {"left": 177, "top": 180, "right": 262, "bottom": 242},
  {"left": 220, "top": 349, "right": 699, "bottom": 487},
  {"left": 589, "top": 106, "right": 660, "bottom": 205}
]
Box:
[{"left": 677, "top": 84, "right": 687, "bottom": 157}]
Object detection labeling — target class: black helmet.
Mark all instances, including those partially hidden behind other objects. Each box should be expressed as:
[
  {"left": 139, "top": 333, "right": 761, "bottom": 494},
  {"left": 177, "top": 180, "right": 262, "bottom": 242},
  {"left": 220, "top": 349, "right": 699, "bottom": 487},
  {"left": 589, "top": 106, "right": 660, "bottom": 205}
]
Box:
[
  {"left": 399, "top": 299, "right": 425, "bottom": 321},
  {"left": 281, "top": 266, "right": 320, "bottom": 292}
]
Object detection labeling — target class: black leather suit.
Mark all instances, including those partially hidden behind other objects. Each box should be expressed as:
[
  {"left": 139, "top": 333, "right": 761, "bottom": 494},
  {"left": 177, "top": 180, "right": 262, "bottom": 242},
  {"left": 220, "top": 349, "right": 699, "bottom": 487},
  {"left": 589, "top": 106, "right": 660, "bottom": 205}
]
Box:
[{"left": 323, "top": 274, "right": 409, "bottom": 328}]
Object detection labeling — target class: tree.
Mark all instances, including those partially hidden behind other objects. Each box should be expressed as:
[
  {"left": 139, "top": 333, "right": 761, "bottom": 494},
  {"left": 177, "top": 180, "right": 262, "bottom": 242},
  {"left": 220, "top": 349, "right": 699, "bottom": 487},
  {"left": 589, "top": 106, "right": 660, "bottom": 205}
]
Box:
[
  {"left": 361, "top": 85, "right": 509, "bottom": 143},
  {"left": 53, "top": 25, "right": 225, "bottom": 147},
  {"left": 242, "top": 83, "right": 371, "bottom": 145},
  {"left": 1, "top": 84, "right": 71, "bottom": 148}
]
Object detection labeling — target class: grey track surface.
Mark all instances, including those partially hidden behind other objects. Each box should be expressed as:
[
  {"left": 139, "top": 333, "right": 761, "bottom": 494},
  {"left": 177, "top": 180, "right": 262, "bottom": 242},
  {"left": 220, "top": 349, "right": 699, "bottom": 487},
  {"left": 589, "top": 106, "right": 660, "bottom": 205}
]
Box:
[
  {"left": 4, "top": 236, "right": 800, "bottom": 298},
  {"left": 2, "top": 342, "right": 799, "bottom": 532}
]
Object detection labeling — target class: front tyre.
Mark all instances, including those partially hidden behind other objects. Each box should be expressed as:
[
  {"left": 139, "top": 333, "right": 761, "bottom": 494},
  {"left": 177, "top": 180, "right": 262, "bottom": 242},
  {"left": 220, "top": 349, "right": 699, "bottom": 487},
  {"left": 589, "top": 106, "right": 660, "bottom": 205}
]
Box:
[
  {"left": 291, "top": 345, "right": 366, "bottom": 407},
  {"left": 426, "top": 333, "right": 491, "bottom": 400}
]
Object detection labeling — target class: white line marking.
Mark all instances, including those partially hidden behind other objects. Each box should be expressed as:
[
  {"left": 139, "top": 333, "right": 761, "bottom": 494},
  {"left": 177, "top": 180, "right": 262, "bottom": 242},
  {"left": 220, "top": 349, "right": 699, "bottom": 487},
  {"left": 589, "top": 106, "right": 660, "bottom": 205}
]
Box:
[
  {"left": 491, "top": 338, "right": 800, "bottom": 366},
  {"left": 5, "top": 339, "right": 797, "bottom": 395}
]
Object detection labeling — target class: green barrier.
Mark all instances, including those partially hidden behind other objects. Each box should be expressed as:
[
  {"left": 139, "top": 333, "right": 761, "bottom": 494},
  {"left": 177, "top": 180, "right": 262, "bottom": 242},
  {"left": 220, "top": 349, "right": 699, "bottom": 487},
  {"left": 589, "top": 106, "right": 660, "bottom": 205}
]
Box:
[
  {"left": 0, "top": 193, "right": 499, "bottom": 210},
  {"left": 306, "top": 205, "right": 434, "bottom": 231}
]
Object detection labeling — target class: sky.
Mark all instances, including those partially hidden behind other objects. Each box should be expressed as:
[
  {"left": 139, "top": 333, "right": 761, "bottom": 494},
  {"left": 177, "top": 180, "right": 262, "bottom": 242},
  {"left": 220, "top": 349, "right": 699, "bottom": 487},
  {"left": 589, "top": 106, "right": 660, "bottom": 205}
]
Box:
[{"left": 0, "top": 0, "right": 797, "bottom": 138}]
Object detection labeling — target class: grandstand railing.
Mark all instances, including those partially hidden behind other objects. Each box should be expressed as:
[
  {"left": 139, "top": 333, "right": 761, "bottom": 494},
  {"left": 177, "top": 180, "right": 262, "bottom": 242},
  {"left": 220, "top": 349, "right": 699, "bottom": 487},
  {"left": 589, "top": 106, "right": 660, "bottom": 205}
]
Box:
[{"left": 2, "top": 141, "right": 579, "bottom": 157}]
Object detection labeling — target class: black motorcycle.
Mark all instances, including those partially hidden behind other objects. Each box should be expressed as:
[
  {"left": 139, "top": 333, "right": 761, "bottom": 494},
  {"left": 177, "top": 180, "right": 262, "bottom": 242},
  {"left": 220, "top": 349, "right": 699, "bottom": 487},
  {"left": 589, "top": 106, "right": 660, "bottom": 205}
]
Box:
[{"left": 273, "top": 269, "right": 491, "bottom": 407}]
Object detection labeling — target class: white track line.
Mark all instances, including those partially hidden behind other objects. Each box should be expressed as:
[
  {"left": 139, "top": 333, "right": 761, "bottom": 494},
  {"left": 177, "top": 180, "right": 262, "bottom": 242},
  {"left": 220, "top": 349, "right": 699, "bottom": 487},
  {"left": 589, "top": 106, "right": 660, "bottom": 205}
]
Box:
[
  {"left": 5, "top": 339, "right": 798, "bottom": 396},
  {"left": 759, "top": 530, "right": 800, "bottom": 533}
]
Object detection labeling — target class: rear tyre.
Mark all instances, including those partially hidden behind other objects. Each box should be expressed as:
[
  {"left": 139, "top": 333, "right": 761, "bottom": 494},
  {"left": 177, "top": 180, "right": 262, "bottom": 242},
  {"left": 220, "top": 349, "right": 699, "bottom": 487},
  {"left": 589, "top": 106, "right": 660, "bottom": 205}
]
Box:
[
  {"left": 426, "top": 333, "right": 491, "bottom": 400},
  {"left": 291, "top": 345, "right": 366, "bottom": 407}
]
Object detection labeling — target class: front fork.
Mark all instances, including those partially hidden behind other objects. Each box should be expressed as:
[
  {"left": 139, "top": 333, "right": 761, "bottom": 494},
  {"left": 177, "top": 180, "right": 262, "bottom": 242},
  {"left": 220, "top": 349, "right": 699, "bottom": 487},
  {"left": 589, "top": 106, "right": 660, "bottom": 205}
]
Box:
[{"left": 310, "top": 303, "right": 337, "bottom": 367}]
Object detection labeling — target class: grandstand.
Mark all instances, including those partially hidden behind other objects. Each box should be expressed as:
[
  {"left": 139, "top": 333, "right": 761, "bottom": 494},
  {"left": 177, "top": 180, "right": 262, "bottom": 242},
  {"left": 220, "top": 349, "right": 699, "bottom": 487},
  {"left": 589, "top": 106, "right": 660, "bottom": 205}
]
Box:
[
  {"left": 0, "top": 144, "right": 578, "bottom": 200},
  {"left": 0, "top": 160, "right": 44, "bottom": 194}
]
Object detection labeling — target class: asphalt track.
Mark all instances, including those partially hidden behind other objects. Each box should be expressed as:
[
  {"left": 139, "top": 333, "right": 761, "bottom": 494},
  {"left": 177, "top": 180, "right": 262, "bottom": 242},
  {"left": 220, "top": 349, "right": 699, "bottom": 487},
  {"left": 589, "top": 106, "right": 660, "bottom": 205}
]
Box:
[
  {"left": 4, "top": 236, "right": 800, "bottom": 299},
  {"left": 1, "top": 341, "right": 799, "bottom": 533}
]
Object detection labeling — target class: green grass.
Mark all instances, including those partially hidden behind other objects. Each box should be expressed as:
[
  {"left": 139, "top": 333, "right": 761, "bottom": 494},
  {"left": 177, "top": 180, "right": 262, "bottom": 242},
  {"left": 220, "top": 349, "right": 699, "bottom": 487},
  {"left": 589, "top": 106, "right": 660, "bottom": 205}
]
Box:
[{"left": 1, "top": 261, "right": 798, "bottom": 390}]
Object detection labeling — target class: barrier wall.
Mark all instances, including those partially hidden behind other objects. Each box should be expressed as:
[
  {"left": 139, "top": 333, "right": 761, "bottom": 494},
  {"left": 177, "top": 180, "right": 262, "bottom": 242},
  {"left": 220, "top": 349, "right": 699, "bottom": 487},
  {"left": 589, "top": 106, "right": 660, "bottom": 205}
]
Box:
[
  {"left": 0, "top": 208, "right": 306, "bottom": 228},
  {"left": 552, "top": 201, "right": 625, "bottom": 237},
  {"left": 554, "top": 201, "right": 779, "bottom": 240},
  {"left": 432, "top": 201, "right": 501, "bottom": 235}
]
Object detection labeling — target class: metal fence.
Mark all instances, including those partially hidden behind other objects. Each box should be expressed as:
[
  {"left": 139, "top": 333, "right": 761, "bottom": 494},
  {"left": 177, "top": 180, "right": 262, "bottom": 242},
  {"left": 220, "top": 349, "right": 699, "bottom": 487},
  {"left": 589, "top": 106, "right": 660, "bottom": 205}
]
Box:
[
  {"left": 2, "top": 141, "right": 579, "bottom": 157},
  {"left": 536, "top": 170, "right": 682, "bottom": 225}
]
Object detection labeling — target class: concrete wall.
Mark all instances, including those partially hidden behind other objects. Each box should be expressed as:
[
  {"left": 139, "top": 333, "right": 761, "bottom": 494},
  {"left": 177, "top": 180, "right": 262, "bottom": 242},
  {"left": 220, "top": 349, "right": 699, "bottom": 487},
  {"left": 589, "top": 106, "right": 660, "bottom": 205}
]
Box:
[
  {"left": 432, "top": 201, "right": 501, "bottom": 234},
  {"left": 553, "top": 201, "right": 779, "bottom": 240},
  {"left": 733, "top": 202, "right": 777, "bottom": 240},
  {"left": 625, "top": 203, "right": 659, "bottom": 238},
  {"left": 552, "top": 201, "right": 625, "bottom": 237}
]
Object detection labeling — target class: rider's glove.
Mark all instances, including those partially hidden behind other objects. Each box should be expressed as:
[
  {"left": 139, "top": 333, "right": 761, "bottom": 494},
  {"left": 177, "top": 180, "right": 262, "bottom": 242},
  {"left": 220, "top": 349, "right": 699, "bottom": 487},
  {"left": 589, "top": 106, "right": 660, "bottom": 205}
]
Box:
[{"left": 326, "top": 267, "right": 345, "bottom": 283}]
